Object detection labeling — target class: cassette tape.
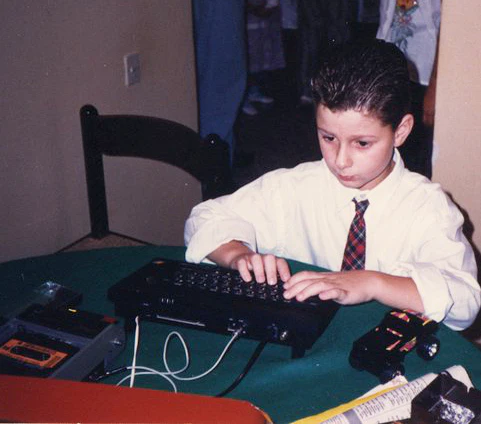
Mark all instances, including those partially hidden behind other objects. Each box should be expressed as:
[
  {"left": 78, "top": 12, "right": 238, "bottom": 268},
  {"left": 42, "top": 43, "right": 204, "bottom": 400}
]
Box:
[
  {"left": 0, "top": 304, "right": 125, "bottom": 381},
  {"left": 2, "top": 337, "right": 69, "bottom": 369},
  {"left": 0, "top": 331, "right": 79, "bottom": 377}
]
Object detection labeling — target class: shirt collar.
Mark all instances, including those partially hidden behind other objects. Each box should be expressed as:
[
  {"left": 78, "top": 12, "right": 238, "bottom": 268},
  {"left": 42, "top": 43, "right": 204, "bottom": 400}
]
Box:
[{"left": 332, "top": 148, "right": 405, "bottom": 212}]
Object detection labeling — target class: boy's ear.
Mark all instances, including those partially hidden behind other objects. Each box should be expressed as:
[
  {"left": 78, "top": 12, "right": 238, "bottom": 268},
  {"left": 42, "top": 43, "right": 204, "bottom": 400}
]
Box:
[{"left": 393, "top": 114, "right": 414, "bottom": 147}]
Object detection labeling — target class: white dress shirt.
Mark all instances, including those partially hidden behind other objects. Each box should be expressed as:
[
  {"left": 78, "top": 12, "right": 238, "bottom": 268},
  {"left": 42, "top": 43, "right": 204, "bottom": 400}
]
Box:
[{"left": 185, "top": 150, "right": 480, "bottom": 330}]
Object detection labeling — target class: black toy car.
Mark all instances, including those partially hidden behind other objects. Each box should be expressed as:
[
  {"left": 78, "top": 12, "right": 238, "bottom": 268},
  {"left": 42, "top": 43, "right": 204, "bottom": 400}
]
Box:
[{"left": 349, "top": 309, "right": 440, "bottom": 383}]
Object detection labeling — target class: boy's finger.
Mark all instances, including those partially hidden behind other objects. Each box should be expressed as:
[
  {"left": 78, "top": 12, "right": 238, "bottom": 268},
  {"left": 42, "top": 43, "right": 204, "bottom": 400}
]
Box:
[
  {"left": 283, "top": 278, "right": 316, "bottom": 299},
  {"left": 293, "top": 282, "right": 329, "bottom": 302},
  {"left": 237, "top": 259, "right": 253, "bottom": 282},
  {"left": 277, "top": 259, "right": 291, "bottom": 282},
  {"left": 250, "top": 254, "right": 266, "bottom": 283},
  {"left": 284, "top": 270, "right": 317, "bottom": 288},
  {"left": 263, "top": 254, "right": 278, "bottom": 285},
  {"left": 298, "top": 281, "right": 346, "bottom": 303},
  {"left": 318, "top": 288, "right": 344, "bottom": 302}
]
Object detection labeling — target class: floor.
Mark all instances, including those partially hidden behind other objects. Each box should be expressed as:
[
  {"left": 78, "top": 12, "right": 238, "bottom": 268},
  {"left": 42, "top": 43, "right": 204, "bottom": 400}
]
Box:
[{"left": 60, "top": 233, "right": 147, "bottom": 253}]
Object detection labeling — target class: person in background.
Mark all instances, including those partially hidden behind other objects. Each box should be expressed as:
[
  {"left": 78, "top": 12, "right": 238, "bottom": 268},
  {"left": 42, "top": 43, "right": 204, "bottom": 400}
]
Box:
[
  {"left": 241, "top": 0, "right": 286, "bottom": 116},
  {"left": 192, "top": 1, "right": 247, "bottom": 162},
  {"left": 377, "top": 0, "right": 441, "bottom": 178}
]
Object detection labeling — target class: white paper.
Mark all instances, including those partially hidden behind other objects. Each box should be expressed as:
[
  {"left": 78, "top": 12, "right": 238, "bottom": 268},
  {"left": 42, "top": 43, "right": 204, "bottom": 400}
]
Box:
[{"left": 319, "top": 365, "right": 472, "bottom": 424}]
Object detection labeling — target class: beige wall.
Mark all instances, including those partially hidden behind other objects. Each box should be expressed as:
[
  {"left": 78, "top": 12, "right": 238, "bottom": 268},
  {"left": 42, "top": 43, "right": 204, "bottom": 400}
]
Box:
[
  {"left": 433, "top": 0, "right": 481, "bottom": 261},
  {"left": 0, "top": 1, "right": 199, "bottom": 262}
]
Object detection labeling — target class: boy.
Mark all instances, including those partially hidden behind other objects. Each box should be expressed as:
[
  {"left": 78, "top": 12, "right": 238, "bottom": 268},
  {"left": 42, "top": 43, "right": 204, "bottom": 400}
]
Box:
[{"left": 184, "top": 40, "right": 480, "bottom": 331}]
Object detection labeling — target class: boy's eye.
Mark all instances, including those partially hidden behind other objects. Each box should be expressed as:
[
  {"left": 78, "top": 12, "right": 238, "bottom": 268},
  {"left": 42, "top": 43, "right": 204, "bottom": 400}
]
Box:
[
  {"left": 322, "top": 135, "right": 335, "bottom": 142},
  {"left": 356, "top": 140, "right": 370, "bottom": 148}
]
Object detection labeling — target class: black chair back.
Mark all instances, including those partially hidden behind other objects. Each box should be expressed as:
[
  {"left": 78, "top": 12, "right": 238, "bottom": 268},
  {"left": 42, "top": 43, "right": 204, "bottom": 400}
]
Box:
[{"left": 80, "top": 104, "right": 233, "bottom": 239}]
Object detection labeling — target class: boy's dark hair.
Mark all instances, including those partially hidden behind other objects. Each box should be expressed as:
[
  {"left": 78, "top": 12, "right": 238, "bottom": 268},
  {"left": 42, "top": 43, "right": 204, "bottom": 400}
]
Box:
[{"left": 311, "top": 39, "right": 412, "bottom": 129}]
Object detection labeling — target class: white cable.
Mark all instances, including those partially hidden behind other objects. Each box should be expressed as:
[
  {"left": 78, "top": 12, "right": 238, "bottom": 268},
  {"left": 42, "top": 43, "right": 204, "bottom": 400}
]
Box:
[
  {"left": 161, "top": 331, "right": 191, "bottom": 375},
  {"left": 117, "top": 367, "right": 178, "bottom": 392},
  {"left": 164, "top": 329, "right": 242, "bottom": 381},
  {"left": 129, "top": 316, "right": 140, "bottom": 388},
  {"left": 119, "top": 318, "right": 242, "bottom": 390}
]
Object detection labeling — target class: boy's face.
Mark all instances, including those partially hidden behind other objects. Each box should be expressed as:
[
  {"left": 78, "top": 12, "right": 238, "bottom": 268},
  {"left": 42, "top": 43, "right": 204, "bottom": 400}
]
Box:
[{"left": 316, "top": 106, "right": 413, "bottom": 190}]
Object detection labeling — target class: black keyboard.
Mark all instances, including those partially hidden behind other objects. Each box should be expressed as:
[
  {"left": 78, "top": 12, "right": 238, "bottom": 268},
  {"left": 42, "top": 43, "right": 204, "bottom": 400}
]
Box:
[
  {"left": 108, "top": 258, "right": 339, "bottom": 358},
  {"left": 169, "top": 260, "right": 320, "bottom": 306}
]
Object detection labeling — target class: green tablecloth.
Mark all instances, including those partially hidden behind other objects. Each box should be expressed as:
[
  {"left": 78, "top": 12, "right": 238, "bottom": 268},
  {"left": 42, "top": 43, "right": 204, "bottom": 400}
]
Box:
[{"left": 2, "top": 245, "right": 481, "bottom": 423}]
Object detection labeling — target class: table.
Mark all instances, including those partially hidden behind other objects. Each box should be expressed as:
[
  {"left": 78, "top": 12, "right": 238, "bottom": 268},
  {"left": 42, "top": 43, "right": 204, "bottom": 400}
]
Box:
[{"left": 1, "top": 245, "right": 481, "bottom": 423}]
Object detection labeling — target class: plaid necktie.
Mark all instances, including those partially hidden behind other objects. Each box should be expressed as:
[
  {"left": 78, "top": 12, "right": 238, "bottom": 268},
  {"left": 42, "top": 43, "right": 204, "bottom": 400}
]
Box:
[{"left": 341, "top": 199, "right": 369, "bottom": 271}]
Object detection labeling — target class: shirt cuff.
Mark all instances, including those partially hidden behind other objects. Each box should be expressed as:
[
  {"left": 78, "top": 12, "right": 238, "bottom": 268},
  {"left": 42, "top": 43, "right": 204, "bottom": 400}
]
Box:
[{"left": 390, "top": 262, "right": 454, "bottom": 325}]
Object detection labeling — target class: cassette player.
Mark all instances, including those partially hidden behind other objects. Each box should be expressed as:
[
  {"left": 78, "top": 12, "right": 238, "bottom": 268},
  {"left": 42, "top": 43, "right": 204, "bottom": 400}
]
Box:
[{"left": 0, "top": 303, "right": 125, "bottom": 381}]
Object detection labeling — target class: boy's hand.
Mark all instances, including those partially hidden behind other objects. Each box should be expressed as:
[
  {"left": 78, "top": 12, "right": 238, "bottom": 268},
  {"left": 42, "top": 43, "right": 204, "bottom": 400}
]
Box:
[
  {"left": 207, "top": 240, "right": 291, "bottom": 285},
  {"left": 230, "top": 252, "right": 291, "bottom": 285},
  {"left": 283, "top": 270, "right": 379, "bottom": 305},
  {"left": 283, "top": 270, "right": 424, "bottom": 313}
]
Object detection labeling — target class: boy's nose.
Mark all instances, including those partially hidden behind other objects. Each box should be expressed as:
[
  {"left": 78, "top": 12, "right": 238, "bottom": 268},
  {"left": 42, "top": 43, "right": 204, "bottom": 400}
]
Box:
[{"left": 335, "top": 145, "right": 352, "bottom": 169}]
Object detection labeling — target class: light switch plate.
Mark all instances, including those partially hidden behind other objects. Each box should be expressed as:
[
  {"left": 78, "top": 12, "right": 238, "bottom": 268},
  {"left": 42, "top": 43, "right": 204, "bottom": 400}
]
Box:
[{"left": 124, "top": 53, "right": 140, "bottom": 86}]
